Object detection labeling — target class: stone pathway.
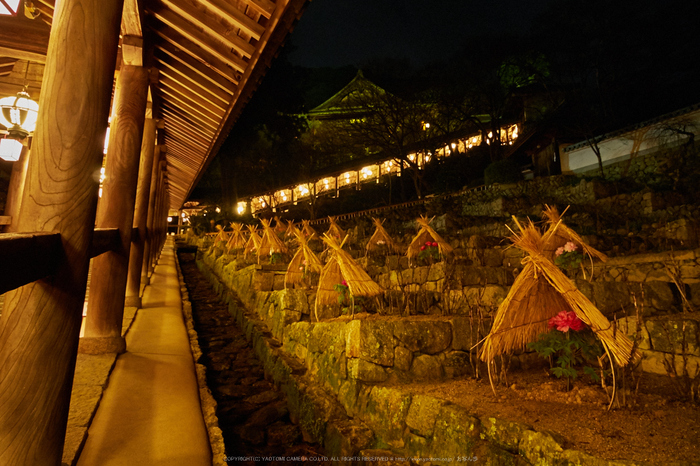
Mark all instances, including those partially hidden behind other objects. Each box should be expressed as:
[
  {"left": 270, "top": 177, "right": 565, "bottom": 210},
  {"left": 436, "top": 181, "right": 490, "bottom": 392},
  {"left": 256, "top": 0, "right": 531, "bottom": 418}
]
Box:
[{"left": 177, "top": 249, "right": 329, "bottom": 465}]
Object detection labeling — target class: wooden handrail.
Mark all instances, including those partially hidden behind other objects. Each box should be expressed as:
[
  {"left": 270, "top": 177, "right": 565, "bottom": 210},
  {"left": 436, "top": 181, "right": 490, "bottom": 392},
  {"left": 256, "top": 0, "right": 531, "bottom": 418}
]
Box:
[
  {"left": 0, "top": 226, "right": 143, "bottom": 294},
  {"left": 89, "top": 228, "right": 121, "bottom": 258},
  {"left": 0, "top": 232, "right": 62, "bottom": 295}
]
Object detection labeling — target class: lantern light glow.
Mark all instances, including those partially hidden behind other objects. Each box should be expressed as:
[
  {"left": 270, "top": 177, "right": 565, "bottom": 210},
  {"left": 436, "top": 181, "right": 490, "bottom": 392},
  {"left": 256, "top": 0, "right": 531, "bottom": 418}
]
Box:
[{"left": 0, "top": 137, "right": 23, "bottom": 161}]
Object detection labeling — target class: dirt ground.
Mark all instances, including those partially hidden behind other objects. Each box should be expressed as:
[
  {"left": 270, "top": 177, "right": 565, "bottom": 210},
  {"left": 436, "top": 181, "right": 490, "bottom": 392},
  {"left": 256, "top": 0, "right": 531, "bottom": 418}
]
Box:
[{"left": 404, "top": 368, "right": 700, "bottom": 464}]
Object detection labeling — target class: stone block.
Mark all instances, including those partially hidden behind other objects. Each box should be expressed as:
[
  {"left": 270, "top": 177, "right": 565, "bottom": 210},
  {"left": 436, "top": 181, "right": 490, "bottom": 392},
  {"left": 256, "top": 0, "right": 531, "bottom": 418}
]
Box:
[
  {"left": 643, "top": 281, "right": 676, "bottom": 312},
  {"left": 394, "top": 346, "right": 413, "bottom": 372},
  {"left": 481, "top": 417, "right": 533, "bottom": 452},
  {"left": 410, "top": 354, "right": 444, "bottom": 380},
  {"left": 430, "top": 404, "right": 481, "bottom": 459},
  {"left": 324, "top": 420, "right": 375, "bottom": 458},
  {"left": 308, "top": 322, "right": 346, "bottom": 355},
  {"left": 347, "top": 357, "right": 386, "bottom": 383},
  {"left": 592, "top": 282, "right": 634, "bottom": 316},
  {"left": 443, "top": 351, "right": 474, "bottom": 378},
  {"left": 427, "top": 262, "right": 446, "bottom": 281},
  {"left": 414, "top": 266, "right": 430, "bottom": 284},
  {"left": 362, "top": 387, "right": 412, "bottom": 448},
  {"left": 405, "top": 394, "right": 446, "bottom": 438},
  {"left": 637, "top": 349, "right": 700, "bottom": 375},
  {"left": 279, "top": 289, "right": 310, "bottom": 314},
  {"left": 518, "top": 429, "right": 564, "bottom": 465},
  {"left": 459, "top": 266, "right": 485, "bottom": 286},
  {"left": 338, "top": 379, "right": 363, "bottom": 416},
  {"left": 646, "top": 318, "right": 700, "bottom": 356},
  {"left": 614, "top": 316, "right": 651, "bottom": 350},
  {"left": 393, "top": 320, "right": 452, "bottom": 354},
  {"left": 481, "top": 285, "right": 508, "bottom": 307},
  {"left": 483, "top": 248, "right": 503, "bottom": 267},
  {"left": 346, "top": 320, "right": 395, "bottom": 366},
  {"left": 690, "top": 283, "right": 700, "bottom": 307},
  {"left": 253, "top": 272, "right": 273, "bottom": 292},
  {"left": 484, "top": 266, "right": 508, "bottom": 285}
]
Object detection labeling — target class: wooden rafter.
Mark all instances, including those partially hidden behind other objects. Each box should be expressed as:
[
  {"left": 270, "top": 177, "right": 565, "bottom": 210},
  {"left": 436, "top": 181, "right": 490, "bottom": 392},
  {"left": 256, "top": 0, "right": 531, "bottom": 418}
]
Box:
[{"left": 145, "top": 5, "right": 250, "bottom": 71}]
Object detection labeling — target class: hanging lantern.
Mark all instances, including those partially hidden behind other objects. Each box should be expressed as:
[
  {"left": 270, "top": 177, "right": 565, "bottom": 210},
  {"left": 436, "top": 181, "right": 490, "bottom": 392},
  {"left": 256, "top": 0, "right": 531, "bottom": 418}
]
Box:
[
  {"left": 0, "top": 90, "right": 39, "bottom": 138},
  {"left": 0, "top": 89, "right": 39, "bottom": 162},
  {"left": 0, "top": 136, "right": 24, "bottom": 161}
]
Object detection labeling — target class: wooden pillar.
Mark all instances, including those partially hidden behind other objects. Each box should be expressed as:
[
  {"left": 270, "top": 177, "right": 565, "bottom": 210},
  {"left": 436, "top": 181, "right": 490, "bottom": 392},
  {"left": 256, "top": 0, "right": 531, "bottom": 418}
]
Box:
[
  {"left": 150, "top": 164, "right": 166, "bottom": 270},
  {"left": 0, "top": 0, "right": 123, "bottom": 463},
  {"left": 1, "top": 146, "right": 29, "bottom": 232},
  {"left": 140, "top": 146, "right": 162, "bottom": 286},
  {"left": 81, "top": 65, "right": 148, "bottom": 354},
  {"left": 124, "top": 118, "right": 157, "bottom": 308}
]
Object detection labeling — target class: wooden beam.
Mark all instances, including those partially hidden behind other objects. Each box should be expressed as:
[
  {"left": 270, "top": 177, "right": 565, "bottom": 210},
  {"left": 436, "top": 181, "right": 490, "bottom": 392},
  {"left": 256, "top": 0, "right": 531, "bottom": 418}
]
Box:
[
  {"left": 160, "top": 101, "right": 218, "bottom": 135},
  {"left": 120, "top": 34, "right": 143, "bottom": 66},
  {"left": 153, "top": 44, "right": 236, "bottom": 94},
  {"left": 163, "top": 0, "right": 263, "bottom": 46},
  {"left": 121, "top": 0, "right": 143, "bottom": 36},
  {"left": 0, "top": 232, "right": 61, "bottom": 294},
  {"left": 159, "top": 74, "right": 227, "bottom": 115},
  {"left": 148, "top": 20, "right": 243, "bottom": 82},
  {"left": 89, "top": 228, "right": 122, "bottom": 257},
  {"left": 198, "top": 0, "right": 266, "bottom": 40},
  {"left": 146, "top": 6, "right": 250, "bottom": 72},
  {"left": 160, "top": 118, "right": 211, "bottom": 148},
  {"left": 0, "top": 16, "right": 50, "bottom": 59},
  {"left": 245, "top": 0, "right": 276, "bottom": 20},
  {"left": 157, "top": 63, "right": 231, "bottom": 108}
]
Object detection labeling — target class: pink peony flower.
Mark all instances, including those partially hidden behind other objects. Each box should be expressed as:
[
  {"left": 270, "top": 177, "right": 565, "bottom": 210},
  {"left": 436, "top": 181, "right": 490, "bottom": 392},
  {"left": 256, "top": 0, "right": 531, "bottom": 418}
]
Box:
[
  {"left": 555, "top": 246, "right": 565, "bottom": 256},
  {"left": 564, "top": 242, "right": 578, "bottom": 253},
  {"left": 342, "top": 280, "right": 347, "bottom": 286},
  {"left": 548, "top": 311, "right": 585, "bottom": 332}
]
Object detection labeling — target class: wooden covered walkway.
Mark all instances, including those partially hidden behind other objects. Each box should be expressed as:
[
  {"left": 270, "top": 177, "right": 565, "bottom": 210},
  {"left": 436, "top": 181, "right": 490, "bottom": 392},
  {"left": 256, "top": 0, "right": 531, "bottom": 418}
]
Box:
[
  {"left": 0, "top": 1, "right": 307, "bottom": 464},
  {"left": 75, "top": 237, "right": 211, "bottom": 466}
]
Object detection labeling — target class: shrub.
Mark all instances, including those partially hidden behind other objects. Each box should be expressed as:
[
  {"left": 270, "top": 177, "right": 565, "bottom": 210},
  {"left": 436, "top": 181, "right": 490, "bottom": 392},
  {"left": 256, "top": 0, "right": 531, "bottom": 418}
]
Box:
[{"left": 484, "top": 158, "right": 523, "bottom": 185}]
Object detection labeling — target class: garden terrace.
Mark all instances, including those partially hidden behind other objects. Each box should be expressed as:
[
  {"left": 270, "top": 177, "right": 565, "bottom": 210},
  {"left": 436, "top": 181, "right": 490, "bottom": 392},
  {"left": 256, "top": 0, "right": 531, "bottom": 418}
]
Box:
[{"left": 188, "top": 146, "right": 700, "bottom": 463}]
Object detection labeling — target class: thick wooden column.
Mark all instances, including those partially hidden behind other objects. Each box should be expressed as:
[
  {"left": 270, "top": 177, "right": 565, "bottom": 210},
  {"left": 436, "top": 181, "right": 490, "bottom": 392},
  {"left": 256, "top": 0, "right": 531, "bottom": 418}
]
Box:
[
  {"left": 81, "top": 64, "right": 148, "bottom": 354},
  {"left": 124, "top": 118, "right": 157, "bottom": 308},
  {"left": 1, "top": 146, "right": 29, "bottom": 232},
  {"left": 0, "top": 1, "right": 124, "bottom": 464},
  {"left": 153, "top": 166, "right": 167, "bottom": 266},
  {"left": 140, "top": 146, "right": 162, "bottom": 286}
]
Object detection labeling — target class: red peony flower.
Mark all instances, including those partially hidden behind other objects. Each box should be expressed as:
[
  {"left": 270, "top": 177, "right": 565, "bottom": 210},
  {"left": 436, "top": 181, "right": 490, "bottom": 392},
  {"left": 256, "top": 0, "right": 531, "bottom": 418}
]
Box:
[
  {"left": 431, "top": 242, "right": 438, "bottom": 247},
  {"left": 420, "top": 245, "right": 426, "bottom": 251},
  {"left": 425, "top": 241, "right": 432, "bottom": 246},
  {"left": 548, "top": 311, "right": 585, "bottom": 332}
]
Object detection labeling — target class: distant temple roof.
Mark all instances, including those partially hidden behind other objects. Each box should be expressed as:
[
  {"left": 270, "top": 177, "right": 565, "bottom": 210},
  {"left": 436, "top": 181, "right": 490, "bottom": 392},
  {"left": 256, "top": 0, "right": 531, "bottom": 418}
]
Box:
[{"left": 306, "top": 70, "right": 387, "bottom": 120}]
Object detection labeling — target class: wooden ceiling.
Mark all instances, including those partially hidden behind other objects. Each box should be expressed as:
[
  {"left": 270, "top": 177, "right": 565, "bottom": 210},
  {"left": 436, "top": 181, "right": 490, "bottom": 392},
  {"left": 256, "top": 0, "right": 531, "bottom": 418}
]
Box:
[{"left": 0, "top": 0, "right": 308, "bottom": 209}]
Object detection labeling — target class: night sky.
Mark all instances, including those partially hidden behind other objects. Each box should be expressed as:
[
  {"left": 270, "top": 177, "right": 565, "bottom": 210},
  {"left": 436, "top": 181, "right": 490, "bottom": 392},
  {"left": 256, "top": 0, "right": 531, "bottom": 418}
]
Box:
[{"left": 287, "top": 0, "right": 554, "bottom": 68}]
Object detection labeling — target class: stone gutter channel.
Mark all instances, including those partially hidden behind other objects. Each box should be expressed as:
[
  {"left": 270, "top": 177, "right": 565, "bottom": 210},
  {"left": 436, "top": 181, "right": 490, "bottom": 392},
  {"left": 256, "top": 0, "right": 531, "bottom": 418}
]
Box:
[
  {"left": 175, "top": 245, "right": 337, "bottom": 465},
  {"left": 186, "top": 241, "right": 698, "bottom": 466}
]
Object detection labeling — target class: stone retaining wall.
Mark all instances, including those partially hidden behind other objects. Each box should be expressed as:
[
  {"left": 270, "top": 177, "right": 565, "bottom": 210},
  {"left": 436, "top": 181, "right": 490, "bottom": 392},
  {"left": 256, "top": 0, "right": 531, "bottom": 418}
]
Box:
[{"left": 193, "top": 241, "right": 690, "bottom": 465}]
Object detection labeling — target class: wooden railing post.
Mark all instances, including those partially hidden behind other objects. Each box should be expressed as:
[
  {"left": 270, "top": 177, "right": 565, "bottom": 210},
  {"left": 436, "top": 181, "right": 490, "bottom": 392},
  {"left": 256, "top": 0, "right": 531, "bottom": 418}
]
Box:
[
  {"left": 81, "top": 64, "right": 149, "bottom": 354},
  {"left": 0, "top": 0, "right": 124, "bottom": 463},
  {"left": 124, "top": 117, "right": 157, "bottom": 308}
]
